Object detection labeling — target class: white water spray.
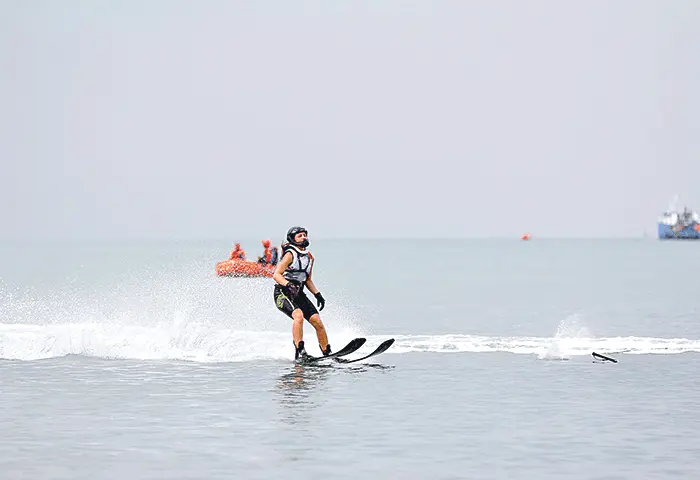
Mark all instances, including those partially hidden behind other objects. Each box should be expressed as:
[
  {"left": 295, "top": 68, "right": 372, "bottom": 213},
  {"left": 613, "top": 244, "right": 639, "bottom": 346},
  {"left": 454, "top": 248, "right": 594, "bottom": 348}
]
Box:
[{"left": 538, "top": 313, "right": 593, "bottom": 360}]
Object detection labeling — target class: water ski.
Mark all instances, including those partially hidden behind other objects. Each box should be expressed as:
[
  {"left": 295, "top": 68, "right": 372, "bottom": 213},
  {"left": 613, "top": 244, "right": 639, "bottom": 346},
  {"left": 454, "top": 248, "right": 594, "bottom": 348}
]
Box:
[
  {"left": 592, "top": 352, "right": 618, "bottom": 363},
  {"left": 335, "top": 338, "right": 395, "bottom": 364},
  {"left": 298, "top": 337, "right": 367, "bottom": 363}
]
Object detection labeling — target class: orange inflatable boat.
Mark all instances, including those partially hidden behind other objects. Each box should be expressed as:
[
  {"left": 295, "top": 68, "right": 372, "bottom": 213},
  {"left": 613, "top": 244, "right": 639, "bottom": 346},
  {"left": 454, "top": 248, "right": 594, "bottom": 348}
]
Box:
[{"left": 216, "top": 259, "right": 275, "bottom": 278}]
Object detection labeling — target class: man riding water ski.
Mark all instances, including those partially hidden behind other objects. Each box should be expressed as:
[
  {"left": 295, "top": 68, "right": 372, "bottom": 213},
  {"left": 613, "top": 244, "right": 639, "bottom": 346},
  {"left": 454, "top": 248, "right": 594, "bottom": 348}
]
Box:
[{"left": 272, "top": 226, "right": 329, "bottom": 361}]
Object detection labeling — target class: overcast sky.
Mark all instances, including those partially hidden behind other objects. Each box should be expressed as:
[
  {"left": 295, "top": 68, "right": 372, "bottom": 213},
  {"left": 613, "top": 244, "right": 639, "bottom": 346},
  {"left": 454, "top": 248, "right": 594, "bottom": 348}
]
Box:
[{"left": 1, "top": 0, "right": 698, "bottom": 240}]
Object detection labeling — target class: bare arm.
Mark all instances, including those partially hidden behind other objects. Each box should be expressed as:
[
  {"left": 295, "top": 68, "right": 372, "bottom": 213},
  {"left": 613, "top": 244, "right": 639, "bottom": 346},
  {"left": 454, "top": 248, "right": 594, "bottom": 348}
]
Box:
[
  {"left": 272, "top": 252, "right": 294, "bottom": 286},
  {"left": 304, "top": 273, "right": 320, "bottom": 295},
  {"left": 305, "top": 268, "right": 325, "bottom": 311}
]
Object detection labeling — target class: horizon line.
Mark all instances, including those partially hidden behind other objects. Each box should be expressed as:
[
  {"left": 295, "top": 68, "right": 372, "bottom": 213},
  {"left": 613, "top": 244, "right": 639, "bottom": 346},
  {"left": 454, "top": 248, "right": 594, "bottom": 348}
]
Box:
[{"left": 0, "top": 235, "right": 663, "bottom": 243}]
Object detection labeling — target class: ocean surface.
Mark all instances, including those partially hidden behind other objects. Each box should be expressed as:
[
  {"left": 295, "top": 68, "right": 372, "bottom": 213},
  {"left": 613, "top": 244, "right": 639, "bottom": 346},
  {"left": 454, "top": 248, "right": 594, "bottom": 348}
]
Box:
[{"left": 1, "top": 238, "right": 699, "bottom": 479}]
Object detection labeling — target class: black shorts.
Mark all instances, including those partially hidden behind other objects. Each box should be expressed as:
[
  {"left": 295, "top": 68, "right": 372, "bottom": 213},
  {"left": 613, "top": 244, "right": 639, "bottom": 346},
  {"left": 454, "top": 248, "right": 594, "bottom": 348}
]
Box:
[{"left": 273, "top": 284, "right": 319, "bottom": 321}]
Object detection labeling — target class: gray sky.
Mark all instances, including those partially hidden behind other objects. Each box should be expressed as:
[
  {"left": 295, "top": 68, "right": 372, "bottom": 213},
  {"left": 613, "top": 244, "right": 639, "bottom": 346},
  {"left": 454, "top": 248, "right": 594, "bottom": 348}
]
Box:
[{"left": 2, "top": 0, "right": 698, "bottom": 240}]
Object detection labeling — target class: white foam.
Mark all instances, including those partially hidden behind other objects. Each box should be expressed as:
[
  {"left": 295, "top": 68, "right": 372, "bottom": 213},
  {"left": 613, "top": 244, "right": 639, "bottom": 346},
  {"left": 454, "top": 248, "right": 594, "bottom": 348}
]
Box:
[
  {"left": 387, "top": 334, "right": 700, "bottom": 357},
  {"left": 2, "top": 281, "right": 698, "bottom": 362},
  {"left": 0, "top": 270, "right": 368, "bottom": 362},
  {"left": 538, "top": 313, "right": 591, "bottom": 360},
  {"left": 1, "top": 322, "right": 698, "bottom": 362},
  {"left": 0, "top": 321, "right": 368, "bottom": 362}
]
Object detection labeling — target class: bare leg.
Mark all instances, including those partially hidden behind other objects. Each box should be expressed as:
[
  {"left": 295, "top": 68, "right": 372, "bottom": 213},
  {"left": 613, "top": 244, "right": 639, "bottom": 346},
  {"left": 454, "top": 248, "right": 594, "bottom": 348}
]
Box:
[
  {"left": 291, "top": 309, "right": 305, "bottom": 347},
  {"left": 308, "top": 314, "right": 329, "bottom": 351}
]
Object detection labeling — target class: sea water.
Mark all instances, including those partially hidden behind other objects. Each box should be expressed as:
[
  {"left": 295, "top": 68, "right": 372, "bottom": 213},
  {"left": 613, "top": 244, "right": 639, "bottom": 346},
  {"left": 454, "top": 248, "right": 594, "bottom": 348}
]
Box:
[{"left": 1, "top": 239, "right": 699, "bottom": 479}]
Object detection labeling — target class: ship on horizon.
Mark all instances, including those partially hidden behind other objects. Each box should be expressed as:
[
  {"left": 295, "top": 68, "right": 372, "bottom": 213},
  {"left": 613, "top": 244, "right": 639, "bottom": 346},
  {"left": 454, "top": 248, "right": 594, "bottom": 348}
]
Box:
[{"left": 658, "top": 195, "right": 700, "bottom": 240}]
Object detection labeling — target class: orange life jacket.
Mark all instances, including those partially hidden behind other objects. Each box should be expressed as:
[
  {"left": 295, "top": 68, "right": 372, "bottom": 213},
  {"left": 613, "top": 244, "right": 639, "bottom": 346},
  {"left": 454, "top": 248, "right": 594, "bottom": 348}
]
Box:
[{"left": 230, "top": 248, "right": 246, "bottom": 260}]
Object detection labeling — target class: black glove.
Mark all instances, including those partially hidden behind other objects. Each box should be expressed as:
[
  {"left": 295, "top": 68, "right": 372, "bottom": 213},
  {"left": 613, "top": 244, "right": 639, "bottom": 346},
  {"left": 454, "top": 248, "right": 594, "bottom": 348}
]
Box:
[
  {"left": 283, "top": 280, "right": 301, "bottom": 298},
  {"left": 314, "top": 291, "right": 325, "bottom": 311}
]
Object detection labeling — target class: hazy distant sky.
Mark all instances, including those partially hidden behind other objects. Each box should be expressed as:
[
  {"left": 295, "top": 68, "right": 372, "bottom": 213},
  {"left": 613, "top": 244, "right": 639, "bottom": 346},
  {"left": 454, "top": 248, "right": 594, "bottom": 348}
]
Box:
[{"left": 1, "top": 0, "right": 698, "bottom": 240}]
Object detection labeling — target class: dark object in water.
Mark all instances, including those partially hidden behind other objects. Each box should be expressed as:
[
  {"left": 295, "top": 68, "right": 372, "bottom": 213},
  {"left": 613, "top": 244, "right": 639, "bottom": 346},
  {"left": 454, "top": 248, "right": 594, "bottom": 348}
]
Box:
[{"left": 592, "top": 352, "right": 618, "bottom": 363}]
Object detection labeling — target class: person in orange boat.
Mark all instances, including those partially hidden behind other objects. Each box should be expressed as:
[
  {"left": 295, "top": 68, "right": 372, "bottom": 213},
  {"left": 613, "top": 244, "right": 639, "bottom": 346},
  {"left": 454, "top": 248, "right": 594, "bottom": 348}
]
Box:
[
  {"left": 272, "top": 226, "right": 328, "bottom": 361},
  {"left": 258, "top": 240, "right": 280, "bottom": 266},
  {"left": 257, "top": 239, "right": 275, "bottom": 265},
  {"left": 229, "top": 243, "right": 246, "bottom": 260}
]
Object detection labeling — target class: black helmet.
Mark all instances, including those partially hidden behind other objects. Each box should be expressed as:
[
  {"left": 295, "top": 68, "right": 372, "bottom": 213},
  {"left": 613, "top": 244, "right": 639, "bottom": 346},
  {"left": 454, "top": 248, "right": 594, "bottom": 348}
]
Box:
[{"left": 286, "top": 226, "right": 309, "bottom": 248}]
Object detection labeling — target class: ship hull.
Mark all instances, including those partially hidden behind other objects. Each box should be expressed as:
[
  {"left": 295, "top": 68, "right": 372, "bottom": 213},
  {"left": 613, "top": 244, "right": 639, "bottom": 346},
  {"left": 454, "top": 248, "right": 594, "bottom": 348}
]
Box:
[{"left": 658, "top": 223, "right": 700, "bottom": 240}]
